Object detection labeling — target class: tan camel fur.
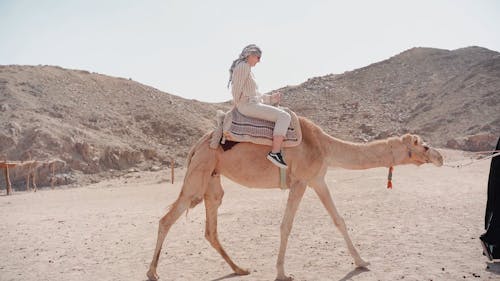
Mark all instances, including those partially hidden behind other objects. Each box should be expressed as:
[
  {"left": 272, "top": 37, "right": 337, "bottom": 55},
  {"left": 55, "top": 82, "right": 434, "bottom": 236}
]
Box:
[{"left": 147, "top": 117, "right": 443, "bottom": 281}]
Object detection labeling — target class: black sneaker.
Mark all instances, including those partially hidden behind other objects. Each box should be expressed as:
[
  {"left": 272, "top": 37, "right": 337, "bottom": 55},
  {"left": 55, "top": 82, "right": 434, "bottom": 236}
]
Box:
[{"left": 267, "top": 152, "right": 288, "bottom": 169}]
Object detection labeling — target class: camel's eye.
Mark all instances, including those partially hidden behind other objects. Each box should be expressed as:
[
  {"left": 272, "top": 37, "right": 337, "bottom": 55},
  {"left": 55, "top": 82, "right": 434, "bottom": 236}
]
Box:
[
  {"left": 414, "top": 140, "right": 419, "bottom": 146},
  {"left": 424, "top": 146, "right": 429, "bottom": 151}
]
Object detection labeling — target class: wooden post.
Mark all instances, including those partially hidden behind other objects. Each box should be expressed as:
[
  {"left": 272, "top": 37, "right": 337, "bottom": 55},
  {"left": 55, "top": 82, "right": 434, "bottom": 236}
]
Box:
[
  {"left": 50, "top": 163, "right": 55, "bottom": 189},
  {"left": 171, "top": 157, "right": 174, "bottom": 184},
  {"left": 4, "top": 166, "right": 12, "bottom": 195},
  {"left": 26, "top": 153, "right": 32, "bottom": 192},
  {"left": 26, "top": 164, "right": 31, "bottom": 192},
  {"left": 32, "top": 168, "right": 37, "bottom": 192}
]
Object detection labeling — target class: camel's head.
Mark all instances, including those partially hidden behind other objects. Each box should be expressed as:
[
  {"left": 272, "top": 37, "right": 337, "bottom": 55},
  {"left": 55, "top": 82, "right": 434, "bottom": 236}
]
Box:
[{"left": 401, "top": 134, "right": 443, "bottom": 167}]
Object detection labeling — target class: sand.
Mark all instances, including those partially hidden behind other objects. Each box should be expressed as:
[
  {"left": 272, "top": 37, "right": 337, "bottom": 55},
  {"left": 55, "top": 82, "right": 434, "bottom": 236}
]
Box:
[{"left": 1, "top": 150, "right": 499, "bottom": 281}]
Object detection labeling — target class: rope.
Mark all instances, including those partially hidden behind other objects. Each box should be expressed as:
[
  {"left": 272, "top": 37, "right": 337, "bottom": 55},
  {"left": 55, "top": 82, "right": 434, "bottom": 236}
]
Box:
[
  {"left": 443, "top": 150, "right": 500, "bottom": 168},
  {"left": 387, "top": 150, "right": 500, "bottom": 189}
]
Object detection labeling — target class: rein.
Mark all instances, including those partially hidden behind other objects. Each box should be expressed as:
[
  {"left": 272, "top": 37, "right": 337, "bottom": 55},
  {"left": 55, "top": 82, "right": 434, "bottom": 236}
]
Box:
[
  {"left": 387, "top": 149, "right": 500, "bottom": 189},
  {"left": 442, "top": 150, "right": 500, "bottom": 168}
]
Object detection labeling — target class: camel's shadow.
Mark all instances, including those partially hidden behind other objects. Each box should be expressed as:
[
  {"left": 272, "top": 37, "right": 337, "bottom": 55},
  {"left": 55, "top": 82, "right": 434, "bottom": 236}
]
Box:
[
  {"left": 142, "top": 273, "right": 243, "bottom": 281},
  {"left": 210, "top": 273, "right": 243, "bottom": 281},
  {"left": 207, "top": 267, "right": 369, "bottom": 281},
  {"left": 338, "top": 266, "right": 370, "bottom": 281}
]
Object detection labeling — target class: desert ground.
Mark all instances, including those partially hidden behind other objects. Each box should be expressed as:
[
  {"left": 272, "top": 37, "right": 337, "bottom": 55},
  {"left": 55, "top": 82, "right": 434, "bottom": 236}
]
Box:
[{"left": 1, "top": 149, "right": 499, "bottom": 281}]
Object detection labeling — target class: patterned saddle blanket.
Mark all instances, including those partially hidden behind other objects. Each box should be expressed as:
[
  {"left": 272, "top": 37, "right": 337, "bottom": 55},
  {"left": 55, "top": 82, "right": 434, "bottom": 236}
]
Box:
[{"left": 210, "top": 107, "right": 302, "bottom": 149}]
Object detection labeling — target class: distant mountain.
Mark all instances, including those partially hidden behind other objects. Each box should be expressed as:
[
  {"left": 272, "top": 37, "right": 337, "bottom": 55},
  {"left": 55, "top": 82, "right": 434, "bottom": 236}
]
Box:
[
  {"left": 1, "top": 46, "right": 499, "bottom": 188},
  {"left": 280, "top": 46, "right": 499, "bottom": 150}
]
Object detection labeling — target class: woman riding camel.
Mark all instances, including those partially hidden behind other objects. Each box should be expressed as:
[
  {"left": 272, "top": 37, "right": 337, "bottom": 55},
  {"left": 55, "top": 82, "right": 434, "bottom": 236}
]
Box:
[{"left": 228, "top": 44, "right": 291, "bottom": 168}]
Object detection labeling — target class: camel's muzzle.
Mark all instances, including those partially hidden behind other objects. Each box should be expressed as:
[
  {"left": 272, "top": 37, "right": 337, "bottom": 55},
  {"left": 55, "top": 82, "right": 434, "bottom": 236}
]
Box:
[{"left": 427, "top": 148, "right": 444, "bottom": 167}]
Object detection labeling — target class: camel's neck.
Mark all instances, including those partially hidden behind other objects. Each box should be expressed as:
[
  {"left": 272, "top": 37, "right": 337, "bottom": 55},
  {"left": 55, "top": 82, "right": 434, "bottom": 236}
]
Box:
[{"left": 324, "top": 135, "right": 407, "bottom": 169}]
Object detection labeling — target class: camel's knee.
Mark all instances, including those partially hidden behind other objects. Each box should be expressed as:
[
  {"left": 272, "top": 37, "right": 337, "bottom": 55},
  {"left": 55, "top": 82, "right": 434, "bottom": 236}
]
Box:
[
  {"left": 205, "top": 176, "right": 224, "bottom": 205},
  {"left": 158, "top": 213, "right": 176, "bottom": 232},
  {"left": 159, "top": 196, "right": 191, "bottom": 227},
  {"left": 178, "top": 185, "right": 205, "bottom": 209},
  {"left": 205, "top": 189, "right": 224, "bottom": 206}
]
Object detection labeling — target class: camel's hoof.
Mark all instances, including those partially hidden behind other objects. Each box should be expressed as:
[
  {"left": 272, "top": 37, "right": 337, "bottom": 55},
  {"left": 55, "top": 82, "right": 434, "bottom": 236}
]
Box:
[
  {"left": 146, "top": 269, "right": 159, "bottom": 281},
  {"left": 355, "top": 259, "right": 370, "bottom": 268},
  {"left": 234, "top": 267, "right": 250, "bottom": 275}
]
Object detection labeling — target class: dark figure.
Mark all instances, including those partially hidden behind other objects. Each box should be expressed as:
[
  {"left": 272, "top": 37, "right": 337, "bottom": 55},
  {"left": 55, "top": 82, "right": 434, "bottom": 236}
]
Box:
[{"left": 480, "top": 137, "right": 500, "bottom": 261}]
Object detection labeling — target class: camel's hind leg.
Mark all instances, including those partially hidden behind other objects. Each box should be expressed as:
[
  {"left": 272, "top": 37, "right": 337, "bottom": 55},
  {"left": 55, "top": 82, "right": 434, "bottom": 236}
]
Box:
[
  {"left": 146, "top": 194, "right": 191, "bottom": 281},
  {"left": 204, "top": 173, "right": 250, "bottom": 275},
  {"left": 309, "top": 178, "right": 369, "bottom": 268},
  {"left": 147, "top": 137, "right": 216, "bottom": 281}
]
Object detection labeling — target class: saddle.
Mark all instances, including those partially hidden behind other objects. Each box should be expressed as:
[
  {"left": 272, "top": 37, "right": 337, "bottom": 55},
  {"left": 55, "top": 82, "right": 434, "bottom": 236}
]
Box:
[{"left": 210, "top": 107, "right": 302, "bottom": 150}]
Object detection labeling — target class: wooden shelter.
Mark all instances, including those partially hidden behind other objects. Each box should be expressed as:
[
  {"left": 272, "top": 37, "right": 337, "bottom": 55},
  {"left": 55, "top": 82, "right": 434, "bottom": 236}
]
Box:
[
  {"left": 0, "top": 161, "right": 36, "bottom": 195},
  {"left": 0, "top": 160, "right": 61, "bottom": 195}
]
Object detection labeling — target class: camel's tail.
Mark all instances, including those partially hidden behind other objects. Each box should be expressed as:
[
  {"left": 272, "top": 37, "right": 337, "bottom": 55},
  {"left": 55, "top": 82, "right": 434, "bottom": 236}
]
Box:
[
  {"left": 186, "top": 131, "right": 213, "bottom": 167},
  {"left": 166, "top": 131, "right": 216, "bottom": 214}
]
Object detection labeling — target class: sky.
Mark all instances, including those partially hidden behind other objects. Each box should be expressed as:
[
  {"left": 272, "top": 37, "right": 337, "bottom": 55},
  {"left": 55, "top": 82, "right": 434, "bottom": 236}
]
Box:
[{"left": 1, "top": 0, "right": 499, "bottom": 103}]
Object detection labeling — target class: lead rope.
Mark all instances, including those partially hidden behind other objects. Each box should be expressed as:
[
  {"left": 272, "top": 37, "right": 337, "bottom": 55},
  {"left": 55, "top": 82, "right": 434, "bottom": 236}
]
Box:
[
  {"left": 386, "top": 150, "right": 500, "bottom": 189},
  {"left": 443, "top": 150, "right": 500, "bottom": 168}
]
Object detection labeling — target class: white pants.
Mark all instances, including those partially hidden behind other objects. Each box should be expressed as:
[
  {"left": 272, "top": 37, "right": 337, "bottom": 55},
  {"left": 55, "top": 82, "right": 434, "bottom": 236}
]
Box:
[{"left": 237, "top": 100, "right": 291, "bottom": 137}]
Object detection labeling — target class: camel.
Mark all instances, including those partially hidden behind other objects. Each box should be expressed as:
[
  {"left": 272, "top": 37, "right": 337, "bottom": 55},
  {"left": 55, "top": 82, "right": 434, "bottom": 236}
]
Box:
[{"left": 146, "top": 116, "right": 443, "bottom": 281}]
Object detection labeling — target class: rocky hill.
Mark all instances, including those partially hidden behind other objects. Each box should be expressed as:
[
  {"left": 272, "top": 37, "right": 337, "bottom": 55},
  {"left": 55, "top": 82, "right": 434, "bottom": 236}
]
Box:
[
  {"left": 1, "top": 46, "right": 499, "bottom": 188},
  {"left": 281, "top": 46, "right": 499, "bottom": 150},
  {"left": 0, "top": 65, "right": 230, "bottom": 187}
]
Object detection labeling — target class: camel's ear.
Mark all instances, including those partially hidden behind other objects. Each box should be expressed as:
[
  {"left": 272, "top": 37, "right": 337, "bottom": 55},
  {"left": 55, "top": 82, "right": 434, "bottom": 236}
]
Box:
[
  {"left": 402, "top": 134, "right": 413, "bottom": 145},
  {"left": 412, "top": 135, "right": 422, "bottom": 146},
  {"left": 402, "top": 134, "right": 420, "bottom": 146}
]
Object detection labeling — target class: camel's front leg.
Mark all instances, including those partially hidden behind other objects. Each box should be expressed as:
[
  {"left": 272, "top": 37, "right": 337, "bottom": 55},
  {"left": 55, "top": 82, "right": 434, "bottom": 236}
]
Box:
[
  {"left": 204, "top": 174, "right": 249, "bottom": 275},
  {"left": 309, "top": 178, "right": 369, "bottom": 268},
  {"left": 276, "top": 180, "right": 307, "bottom": 281}
]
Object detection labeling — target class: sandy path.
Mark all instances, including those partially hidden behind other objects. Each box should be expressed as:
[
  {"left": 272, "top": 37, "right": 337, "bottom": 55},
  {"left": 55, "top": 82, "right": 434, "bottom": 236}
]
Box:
[{"left": 1, "top": 150, "right": 499, "bottom": 281}]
